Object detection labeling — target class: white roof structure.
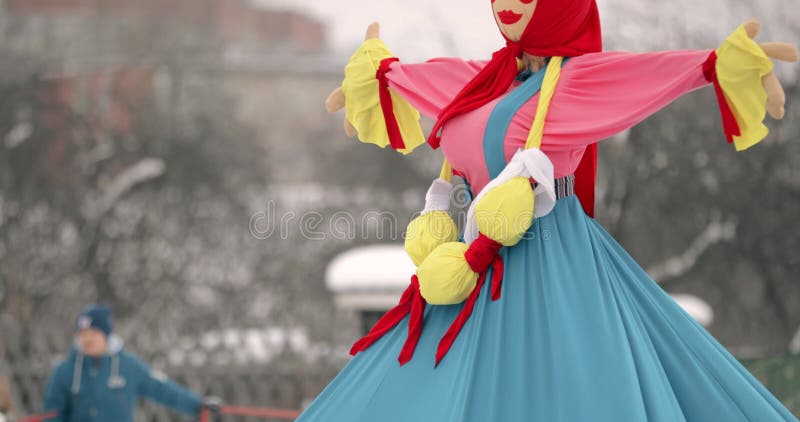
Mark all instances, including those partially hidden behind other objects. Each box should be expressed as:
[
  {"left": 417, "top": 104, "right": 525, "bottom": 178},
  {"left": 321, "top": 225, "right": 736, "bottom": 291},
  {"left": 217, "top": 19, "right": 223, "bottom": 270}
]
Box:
[
  {"left": 325, "top": 245, "right": 715, "bottom": 327},
  {"left": 325, "top": 244, "right": 415, "bottom": 311},
  {"left": 671, "top": 294, "right": 714, "bottom": 327}
]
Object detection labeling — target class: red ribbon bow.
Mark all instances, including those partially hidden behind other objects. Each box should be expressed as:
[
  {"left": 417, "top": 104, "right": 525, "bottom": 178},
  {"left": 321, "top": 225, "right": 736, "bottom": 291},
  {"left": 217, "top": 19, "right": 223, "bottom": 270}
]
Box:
[
  {"left": 350, "top": 274, "right": 426, "bottom": 365},
  {"left": 376, "top": 57, "right": 406, "bottom": 151},
  {"left": 435, "top": 234, "right": 504, "bottom": 366},
  {"left": 350, "top": 234, "right": 506, "bottom": 367},
  {"left": 702, "top": 51, "right": 741, "bottom": 143}
]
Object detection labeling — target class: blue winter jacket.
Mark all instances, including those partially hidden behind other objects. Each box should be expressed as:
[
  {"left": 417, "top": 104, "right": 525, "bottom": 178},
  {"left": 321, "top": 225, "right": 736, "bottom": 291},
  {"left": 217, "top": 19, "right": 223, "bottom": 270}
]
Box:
[{"left": 42, "top": 336, "right": 201, "bottom": 422}]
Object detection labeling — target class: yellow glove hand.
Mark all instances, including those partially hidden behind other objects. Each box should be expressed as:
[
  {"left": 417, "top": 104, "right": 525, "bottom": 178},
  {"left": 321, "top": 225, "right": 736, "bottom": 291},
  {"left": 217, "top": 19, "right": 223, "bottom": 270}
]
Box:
[
  {"left": 325, "top": 22, "right": 382, "bottom": 137},
  {"left": 742, "top": 18, "right": 799, "bottom": 120}
]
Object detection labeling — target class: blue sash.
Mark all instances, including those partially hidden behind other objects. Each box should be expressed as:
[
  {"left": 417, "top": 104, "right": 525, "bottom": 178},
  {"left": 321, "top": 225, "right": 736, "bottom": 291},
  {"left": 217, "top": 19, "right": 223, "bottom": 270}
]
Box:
[{"left": 482, "top": 60, "right": 567, "bottom": 179}]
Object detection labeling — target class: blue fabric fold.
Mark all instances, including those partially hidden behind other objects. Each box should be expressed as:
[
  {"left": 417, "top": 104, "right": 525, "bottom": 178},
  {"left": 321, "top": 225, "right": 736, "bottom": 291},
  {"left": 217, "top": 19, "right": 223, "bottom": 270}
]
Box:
[{"left": 298, "top": 196, "right": 798, "bottom": 421}]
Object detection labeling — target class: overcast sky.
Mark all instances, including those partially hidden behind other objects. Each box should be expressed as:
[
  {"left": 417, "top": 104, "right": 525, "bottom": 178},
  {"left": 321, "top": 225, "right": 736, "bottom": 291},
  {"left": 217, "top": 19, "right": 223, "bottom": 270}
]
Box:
[
  {"left": 255, "top": 0, "right": 798, "bottom": 76},
  {"left": 255, "top": 0, "right": 500, "bottom": 60}
]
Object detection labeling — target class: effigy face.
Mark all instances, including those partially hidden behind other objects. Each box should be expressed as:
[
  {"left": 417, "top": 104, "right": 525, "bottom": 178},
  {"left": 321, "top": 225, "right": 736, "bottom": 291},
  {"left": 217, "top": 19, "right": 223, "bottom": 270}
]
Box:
[{"left": 491, "top": 0, "right": 537, "bottom": 42}]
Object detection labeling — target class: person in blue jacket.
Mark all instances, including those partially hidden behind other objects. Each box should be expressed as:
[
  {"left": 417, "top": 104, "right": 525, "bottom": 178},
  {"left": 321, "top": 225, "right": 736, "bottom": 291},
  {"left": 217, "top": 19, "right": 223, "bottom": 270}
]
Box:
[{"left": 43, "top": 305, "right": 220, "bottom": 422}]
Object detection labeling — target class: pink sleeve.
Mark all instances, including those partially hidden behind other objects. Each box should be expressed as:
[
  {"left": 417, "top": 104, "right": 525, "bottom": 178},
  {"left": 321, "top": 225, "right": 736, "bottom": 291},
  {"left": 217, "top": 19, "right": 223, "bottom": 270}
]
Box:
[
  {"left": 386, "top": 58, "right": 488, "bottom": 119},
  {"left": 543, "top": 50, "right": 713, "bottom": 149}
]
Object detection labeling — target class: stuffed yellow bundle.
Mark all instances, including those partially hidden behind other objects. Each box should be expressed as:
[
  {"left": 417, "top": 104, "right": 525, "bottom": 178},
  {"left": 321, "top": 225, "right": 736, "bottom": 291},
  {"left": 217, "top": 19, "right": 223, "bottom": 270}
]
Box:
[
  {"left": 404, "top": 177, "right": 459, "bottom": 266},
  {"left": 405, "top": 210, "right": 459, "bottom": 266},
  {"left": 417, "top": 176, "right": 535, "bottom": 305}
]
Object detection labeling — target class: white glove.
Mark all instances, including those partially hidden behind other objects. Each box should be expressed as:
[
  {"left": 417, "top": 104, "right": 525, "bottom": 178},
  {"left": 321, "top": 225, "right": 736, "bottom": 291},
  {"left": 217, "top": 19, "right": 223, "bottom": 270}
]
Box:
[{"left": 421, "top": 178, "right": 453, "bottom": 214}]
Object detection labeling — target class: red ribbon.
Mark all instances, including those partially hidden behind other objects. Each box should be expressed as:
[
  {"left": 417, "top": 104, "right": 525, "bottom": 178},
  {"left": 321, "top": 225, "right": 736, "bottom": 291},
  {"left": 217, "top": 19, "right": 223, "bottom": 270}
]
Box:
[
  {"left": 435, "top": 254, "right": 504, "bottom": 366},
  {"left": 397, "top": 276, "right": 426, "bottom": 364},
  {"left": 198, "top": 406, "right": 300, "bottom": 422},
  {"left": 574, "top": 142, "right": 597, "bottom": 218},
  {"left": 349, "top": 274, "right": 426, "bottom": 365},
  {"left": 489, "top": 255, "right": 504, "bottom": 301},
  {"left": 702, "top": 51, "right": 741, "bottom": 143},
  {"left": 18, "top": 412, "right": 57, "bottom": 422},
  {"left": 435, "top": 233, "right": 504, "bottom": 366},
  {"left": 464, "top": 232, "right": 504, "bottom": 301},
  {"left": 376, "top": 57, "right": 406, "bottom": 150},
  {"left": 350, "top": 234, "right": 506, "bottom": 367},
  {"left": 464, "top": 233, "right": 503, "bottom": 273}
]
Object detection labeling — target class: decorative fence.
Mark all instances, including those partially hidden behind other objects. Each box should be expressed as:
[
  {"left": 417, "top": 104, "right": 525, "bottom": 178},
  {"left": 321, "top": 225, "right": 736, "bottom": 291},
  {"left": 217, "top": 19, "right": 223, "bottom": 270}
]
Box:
[
  {"left": 1, "top": 320, "right": 338, "bottom": 422},
  {"left": 8, "top": 360, "right": 335, "bottom": 422},
  {"left": 3, "top": 318, "right": 798, "bottom": 419}
]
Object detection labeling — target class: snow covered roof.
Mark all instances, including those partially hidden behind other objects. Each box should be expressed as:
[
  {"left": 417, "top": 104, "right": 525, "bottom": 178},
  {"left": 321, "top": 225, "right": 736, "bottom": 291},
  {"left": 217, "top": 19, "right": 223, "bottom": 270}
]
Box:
[
  {"left": 325, "top": 245, "right": 415, "bottom": 310},
  {"left": 326, "top": 244, "right": 414, "bottom": 292},
  {"left": 324, "top": 246, "right": 717, "bottom": 324},
  {"left": 671, "top": 294, "right": 714, "bottom": 327}
]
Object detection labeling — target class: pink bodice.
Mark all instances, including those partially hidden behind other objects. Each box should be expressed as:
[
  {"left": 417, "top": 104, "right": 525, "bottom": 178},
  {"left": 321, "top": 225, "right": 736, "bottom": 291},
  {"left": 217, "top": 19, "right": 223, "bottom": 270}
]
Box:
[{"left": 386, "top": 50, "right": 711, "bottom": 194}]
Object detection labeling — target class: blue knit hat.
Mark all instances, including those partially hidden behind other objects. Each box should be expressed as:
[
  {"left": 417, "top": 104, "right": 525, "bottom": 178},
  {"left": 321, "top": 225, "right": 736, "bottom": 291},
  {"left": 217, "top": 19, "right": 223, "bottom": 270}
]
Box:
[{"left": 75, "top": 305, "right": 113, "bottom": 337}]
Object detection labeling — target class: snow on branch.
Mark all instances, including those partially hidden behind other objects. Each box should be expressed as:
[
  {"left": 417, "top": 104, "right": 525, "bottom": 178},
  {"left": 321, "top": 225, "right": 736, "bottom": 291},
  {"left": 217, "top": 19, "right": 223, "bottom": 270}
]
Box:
[
  {"left": 646, "top": 218, "right": 737, "bottom": 282},
  {"left": 83, "top": 158, "right": 166, "bottom": 220}
]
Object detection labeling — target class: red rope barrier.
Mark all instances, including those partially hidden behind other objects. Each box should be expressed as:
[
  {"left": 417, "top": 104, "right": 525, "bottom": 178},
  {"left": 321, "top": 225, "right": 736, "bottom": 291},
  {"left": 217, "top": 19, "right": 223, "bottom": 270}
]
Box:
[
  {"left": 25, "top": 405, "right": 300, "bottom": 422},
  {"left": 199, "top": 405, "right": 301, "bottom": 421},
  {"left": 17, "top": 412, "right": 57, "bottom": 422}
]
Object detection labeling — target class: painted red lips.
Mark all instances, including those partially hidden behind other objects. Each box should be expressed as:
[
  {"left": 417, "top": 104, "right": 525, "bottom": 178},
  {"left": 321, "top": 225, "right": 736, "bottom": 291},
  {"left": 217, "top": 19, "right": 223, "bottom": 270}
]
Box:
[{"left": 497, "top": 10, "right": 523, "bottom": 25}]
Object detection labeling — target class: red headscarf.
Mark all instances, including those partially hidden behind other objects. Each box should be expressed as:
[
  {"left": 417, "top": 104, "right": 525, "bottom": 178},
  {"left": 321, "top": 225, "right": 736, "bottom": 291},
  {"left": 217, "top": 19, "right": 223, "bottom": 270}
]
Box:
[{"left": 430, "top": 0, "right": 603, "bottom": 216}]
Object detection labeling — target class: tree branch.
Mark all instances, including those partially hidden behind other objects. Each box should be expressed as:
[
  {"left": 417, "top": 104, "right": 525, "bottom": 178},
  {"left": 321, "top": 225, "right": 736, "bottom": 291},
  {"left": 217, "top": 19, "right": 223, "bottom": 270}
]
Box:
[
  {"left": 646, "top": 217, "right": 737, "bottom": 282},
  {"left": 82, "top": 158, "right": 165, "bottom": 220}
]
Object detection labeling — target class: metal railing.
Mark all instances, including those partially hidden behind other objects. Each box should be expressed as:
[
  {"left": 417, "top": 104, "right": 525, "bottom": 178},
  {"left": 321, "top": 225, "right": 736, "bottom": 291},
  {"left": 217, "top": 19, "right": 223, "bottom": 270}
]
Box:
[
  {"left": 198, "top": 406, "right": 301, "bottom": 422},
  {"left": 18, "top": 405, "right": 303, "bottom": 422}
]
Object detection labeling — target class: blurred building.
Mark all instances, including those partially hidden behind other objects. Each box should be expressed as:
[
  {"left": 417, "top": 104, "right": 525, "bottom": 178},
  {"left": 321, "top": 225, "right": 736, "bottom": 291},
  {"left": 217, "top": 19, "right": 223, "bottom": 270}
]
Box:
[
  {"left": 0, "top": 2, "right": 341, "bottom": 419},
  {"left": 325, "top": 244, "right": 715, "bottom": 336},
  {"left": 3, "top": 0, "right": 325, "bottom": 55},
  {"left": 326, "top": 245, "right": 416, "bottom": 335},
  {"left": 1, "top": 0, "right": 328, "bottom": 134}
]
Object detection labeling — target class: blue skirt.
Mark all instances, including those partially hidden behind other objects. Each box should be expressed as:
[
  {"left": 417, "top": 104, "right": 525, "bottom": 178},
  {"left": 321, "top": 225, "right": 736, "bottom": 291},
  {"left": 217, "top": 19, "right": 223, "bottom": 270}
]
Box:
[{"left": 298, "top": 196, "right": 798, "bottom": 421}]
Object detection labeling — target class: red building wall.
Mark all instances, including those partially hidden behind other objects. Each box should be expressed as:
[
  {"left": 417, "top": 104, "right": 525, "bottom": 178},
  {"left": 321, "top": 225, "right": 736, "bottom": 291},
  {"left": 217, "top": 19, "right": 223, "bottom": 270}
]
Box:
[{"left": 6, "top": 0, "right": 326, "bottom": 53}]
